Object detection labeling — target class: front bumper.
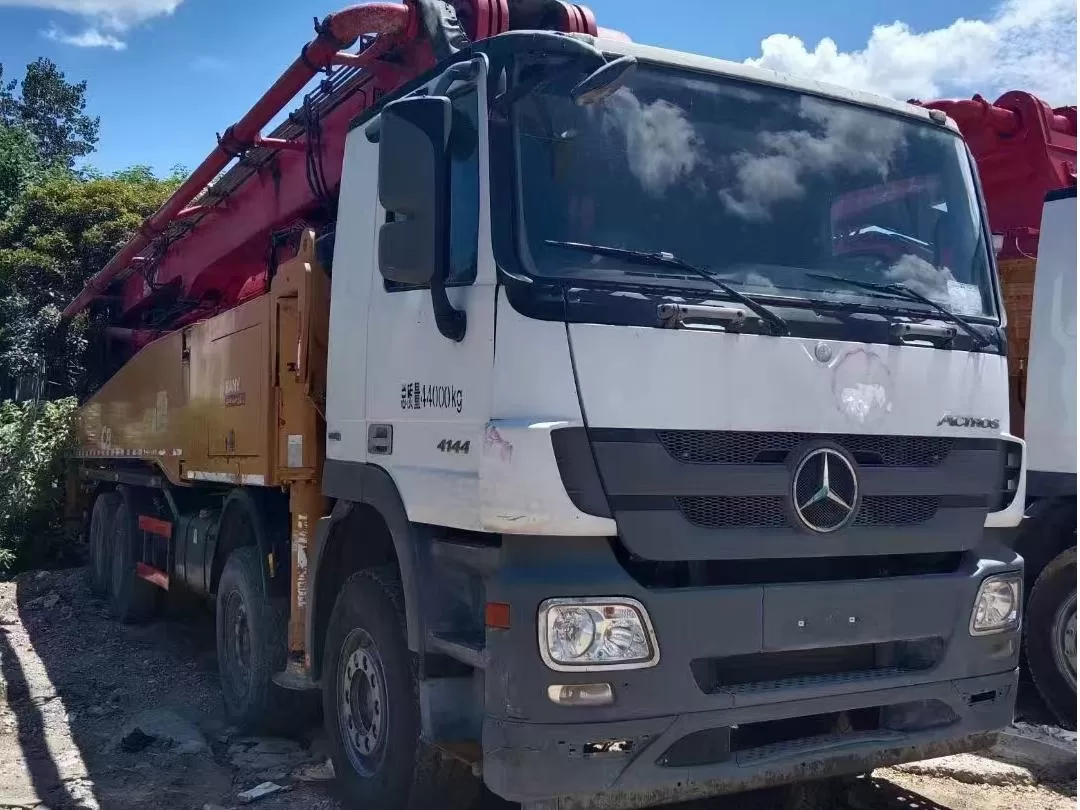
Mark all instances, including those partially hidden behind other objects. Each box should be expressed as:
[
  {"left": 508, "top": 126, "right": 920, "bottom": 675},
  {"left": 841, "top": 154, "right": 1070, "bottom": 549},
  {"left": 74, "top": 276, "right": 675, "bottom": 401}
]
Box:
[
  {"left": 481, "top": 534, "right": 1021, "bottom": 806},
  {"left": 484, "top": 672, "right": 1014, "bottom": 807}
]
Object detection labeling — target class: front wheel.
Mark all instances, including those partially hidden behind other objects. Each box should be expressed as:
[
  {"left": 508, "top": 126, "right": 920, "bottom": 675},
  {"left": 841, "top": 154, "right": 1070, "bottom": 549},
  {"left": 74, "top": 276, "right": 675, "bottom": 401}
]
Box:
[
  {"left": 1025, "top": 546, "right": 1077, "bottom": 729},
  {"left": 322, "top": 567, "right": 476, "bottom": 810}
]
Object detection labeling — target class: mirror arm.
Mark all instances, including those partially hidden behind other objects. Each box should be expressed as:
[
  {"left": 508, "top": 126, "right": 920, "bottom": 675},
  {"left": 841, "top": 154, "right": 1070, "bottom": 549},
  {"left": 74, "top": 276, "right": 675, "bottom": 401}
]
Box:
[
  {"left": 476, "top": 30, "right": 605, "bottom": 67},
  {"left": 430, "top": 267, "right": 467, "bottom": 342},
  {"left": 433, "top": 58, "right": 482, "bottom": 96}
]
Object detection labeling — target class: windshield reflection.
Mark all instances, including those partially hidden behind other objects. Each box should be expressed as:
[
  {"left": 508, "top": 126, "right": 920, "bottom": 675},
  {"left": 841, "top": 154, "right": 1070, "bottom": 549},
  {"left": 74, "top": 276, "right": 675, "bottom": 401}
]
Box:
[{"left": 514, "top": 64, "right": 994, "bottom": 318}]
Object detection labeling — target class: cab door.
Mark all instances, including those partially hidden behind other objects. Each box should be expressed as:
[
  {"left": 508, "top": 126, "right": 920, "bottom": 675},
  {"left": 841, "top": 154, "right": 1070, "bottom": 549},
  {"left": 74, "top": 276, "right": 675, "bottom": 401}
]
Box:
[{"left": 363, "top": 58, "right": 494, "bottom": 530}]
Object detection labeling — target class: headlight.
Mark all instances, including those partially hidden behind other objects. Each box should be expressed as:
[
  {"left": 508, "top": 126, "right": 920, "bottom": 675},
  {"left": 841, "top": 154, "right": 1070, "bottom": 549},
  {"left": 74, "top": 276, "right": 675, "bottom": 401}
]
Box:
[
  {"left": 970, "top": 574, "right": 1022, "bottom": 635},
  {"left": 539, "top": 597, "right": 659, "bottom": 671}
]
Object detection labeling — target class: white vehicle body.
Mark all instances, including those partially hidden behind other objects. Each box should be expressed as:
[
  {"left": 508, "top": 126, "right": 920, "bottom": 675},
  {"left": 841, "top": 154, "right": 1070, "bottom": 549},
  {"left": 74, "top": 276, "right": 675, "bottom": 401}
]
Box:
[
  {"left": 1011, "top": 187, "right": 1077, "bottom": 730},
  {"left": 1024, "top": 190, "right": 1077, "bottom": 482},
  {"left": 315, "top": 35, "right": 1029, "bottom": 805},
  {"left": 326, "top": 38, "right": 1027, "bottom": 534}
]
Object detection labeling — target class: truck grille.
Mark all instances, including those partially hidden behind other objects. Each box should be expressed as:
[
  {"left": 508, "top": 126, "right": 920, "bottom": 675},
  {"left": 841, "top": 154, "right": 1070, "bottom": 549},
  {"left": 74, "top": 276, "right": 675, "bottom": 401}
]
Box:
[
  {"left": 677, "top": 495, "right": 939, "bottom": 529},
  {"left": 658, "top": 431, "right": 954, "bottom": 467},
  {"left": 691, "top": 638, "right": 945, "bottom": 696}
]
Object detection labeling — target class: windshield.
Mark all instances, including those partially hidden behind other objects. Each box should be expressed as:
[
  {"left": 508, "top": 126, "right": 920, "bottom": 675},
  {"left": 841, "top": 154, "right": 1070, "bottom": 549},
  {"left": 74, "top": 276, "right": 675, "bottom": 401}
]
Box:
[{"left": 513, "top": 62, "right": 996, "bottom": 319}]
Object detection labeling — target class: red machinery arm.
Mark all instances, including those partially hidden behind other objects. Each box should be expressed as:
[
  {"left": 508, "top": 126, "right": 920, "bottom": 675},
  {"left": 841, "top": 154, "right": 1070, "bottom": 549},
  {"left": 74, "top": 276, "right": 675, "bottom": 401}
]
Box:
[
  {"left": 65, "top": 1, "right": 619, "bottom": 327},
  {"left": 915, "top": 91, "right": 1077, "bottom": 260},
  {"left": 63, "top": 3, "right": 413, "bottom": 319}
]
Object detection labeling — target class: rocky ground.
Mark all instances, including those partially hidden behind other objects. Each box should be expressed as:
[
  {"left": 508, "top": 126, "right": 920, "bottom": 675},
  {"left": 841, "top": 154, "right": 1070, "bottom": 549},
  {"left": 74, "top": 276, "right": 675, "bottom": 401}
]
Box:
[{"left": 0, "top": 567, "right": 1075, "bottom": 810}]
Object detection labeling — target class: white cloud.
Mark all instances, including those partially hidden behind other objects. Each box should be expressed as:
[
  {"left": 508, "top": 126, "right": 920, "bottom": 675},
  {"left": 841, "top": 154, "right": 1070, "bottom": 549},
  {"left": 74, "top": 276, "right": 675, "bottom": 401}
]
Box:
[
  {"left": 8, "top": 0, "right": 183, "bottom": 49},
  {"left": 744, "top": 0, "right": 1077, "bottom": 104},
  {"left": 1, "top": 0, "right": 181, "bottom": 27},
  {"left": 43, "top": 24, "right": 126, "bottom": 49},
  {"left": 720, "top": 96, "right": 907, "bottom": 220},
  {"left": 600, "top": 88, "right": 702, "bottom": 196}
]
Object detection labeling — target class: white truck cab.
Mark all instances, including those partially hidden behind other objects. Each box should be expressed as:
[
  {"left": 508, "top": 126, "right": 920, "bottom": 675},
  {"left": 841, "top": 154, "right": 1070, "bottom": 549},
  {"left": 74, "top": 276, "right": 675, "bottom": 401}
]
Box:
[{"left": 311, "top": 33, "right": 1029, "bottom": 808}]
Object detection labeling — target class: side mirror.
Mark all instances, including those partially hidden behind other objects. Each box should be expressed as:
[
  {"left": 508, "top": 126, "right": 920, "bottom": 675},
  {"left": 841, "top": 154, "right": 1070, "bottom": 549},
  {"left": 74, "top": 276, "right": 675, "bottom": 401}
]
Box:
[
  {"left": 378, "top": 96, "right": 452, "bottom": 286},
  {"left": 571, "top": 55, "right": 637, "bottom": 106}
]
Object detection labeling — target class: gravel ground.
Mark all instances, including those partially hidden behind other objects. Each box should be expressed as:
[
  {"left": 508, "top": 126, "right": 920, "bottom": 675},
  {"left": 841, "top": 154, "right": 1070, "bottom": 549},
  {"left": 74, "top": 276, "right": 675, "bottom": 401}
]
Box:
[{"left": 0, "top": 567, "right": 1074, "bottom": 810}]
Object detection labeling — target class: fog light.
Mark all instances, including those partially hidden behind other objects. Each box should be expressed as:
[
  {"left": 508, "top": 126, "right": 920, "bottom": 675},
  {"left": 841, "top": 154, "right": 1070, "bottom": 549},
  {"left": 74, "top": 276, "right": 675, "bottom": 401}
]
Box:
[
  {"left": 970, "top": 574, "right": 1021, "bottom": 635},
  {"left": 547, "top": 683, "right": 615, "bottom": 706},
  {"left": 539, "top": 597, "right": 659, "bottom": 671}
]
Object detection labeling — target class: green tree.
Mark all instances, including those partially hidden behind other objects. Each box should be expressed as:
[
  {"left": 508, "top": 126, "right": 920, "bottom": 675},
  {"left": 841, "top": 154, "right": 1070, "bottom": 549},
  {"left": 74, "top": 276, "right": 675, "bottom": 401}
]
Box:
[
  {"left": 0, "top": 58, "right": 100, "bottom": 168},
  {"left": 0, "top": 124, "right": 41, "bottom": 218},
  {"left": 0, "top": 398, "right": 78, "bottom": 575},
  {"left": 0, "top": 169, "right": 181, "bottom": 396}
]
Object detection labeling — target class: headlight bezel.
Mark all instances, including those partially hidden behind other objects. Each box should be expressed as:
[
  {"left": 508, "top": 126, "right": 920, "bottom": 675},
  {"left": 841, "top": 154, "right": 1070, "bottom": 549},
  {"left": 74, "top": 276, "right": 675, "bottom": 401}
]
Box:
[
  {"left": 538, "top": 596, "right": 660, "bottom": 672},
  {"left": 969, "top": 573, "right": 1023, "bottom": 636}
]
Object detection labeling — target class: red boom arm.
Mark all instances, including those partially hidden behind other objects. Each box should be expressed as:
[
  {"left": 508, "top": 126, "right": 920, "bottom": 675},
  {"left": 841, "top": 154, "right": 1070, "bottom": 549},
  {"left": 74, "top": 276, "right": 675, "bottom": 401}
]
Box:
[
  {"left": 65, "top": 0, "right": 616, "bottom": 336},
  {"left": 916, "top": 91, "right": 1077, "bottom": 261}
]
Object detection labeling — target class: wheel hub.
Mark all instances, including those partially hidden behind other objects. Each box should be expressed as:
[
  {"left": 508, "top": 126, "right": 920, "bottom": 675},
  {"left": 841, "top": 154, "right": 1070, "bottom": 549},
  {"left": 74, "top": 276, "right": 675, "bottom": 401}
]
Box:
[
  {"left": 338, "top": 629, "right": 388, "bottom": 776},
  {"left": 1052, "top": 591, "right": 1077, "bottom": 690}
]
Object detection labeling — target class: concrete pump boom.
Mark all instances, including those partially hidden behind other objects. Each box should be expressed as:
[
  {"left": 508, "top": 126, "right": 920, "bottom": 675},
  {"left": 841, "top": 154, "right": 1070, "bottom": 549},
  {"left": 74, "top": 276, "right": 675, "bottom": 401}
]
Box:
[{"left": 63, "top": 0, "right": 620, "bottom": 339}]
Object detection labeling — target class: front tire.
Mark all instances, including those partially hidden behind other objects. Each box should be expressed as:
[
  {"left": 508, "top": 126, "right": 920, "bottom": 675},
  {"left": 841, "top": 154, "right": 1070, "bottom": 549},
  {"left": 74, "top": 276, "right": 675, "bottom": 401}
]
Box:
[
  {"left": 1025, "top": 546, "right": 1077, "bottom": 729},
  {"left": 323, "top": 567, "right": 477, "bottom": 810}
]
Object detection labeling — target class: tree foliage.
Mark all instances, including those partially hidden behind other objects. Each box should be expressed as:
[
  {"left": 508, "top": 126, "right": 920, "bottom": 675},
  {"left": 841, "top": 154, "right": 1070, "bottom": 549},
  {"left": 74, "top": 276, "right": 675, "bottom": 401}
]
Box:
[
  {"left": 0, "top": 124, "right": 42, "bottom": 218},
  {"left": 0, "top": 398, "right": 78, "bottom": 576},
  {"left": 0, "top": 57, "right": 186, "bottom": 575},
  {"left": 0, "top": 168, "right": 181, "bottom": 396},
  {"left": 0, "top": 58, "right": 100, "bottom": 168}
]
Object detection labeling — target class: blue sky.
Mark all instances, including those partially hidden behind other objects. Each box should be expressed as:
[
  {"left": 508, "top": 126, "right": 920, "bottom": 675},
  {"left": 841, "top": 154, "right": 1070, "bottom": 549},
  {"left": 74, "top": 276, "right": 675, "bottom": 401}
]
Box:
[{"left": 0, "top": 0, "right": 1074, "bottom": 176}]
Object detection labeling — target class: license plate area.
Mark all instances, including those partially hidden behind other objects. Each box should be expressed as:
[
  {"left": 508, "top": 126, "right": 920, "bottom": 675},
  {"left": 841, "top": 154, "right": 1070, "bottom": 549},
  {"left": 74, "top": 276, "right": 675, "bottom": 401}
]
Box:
[{"left": 763, "top": 579, "right": 954, "bottom": 650}]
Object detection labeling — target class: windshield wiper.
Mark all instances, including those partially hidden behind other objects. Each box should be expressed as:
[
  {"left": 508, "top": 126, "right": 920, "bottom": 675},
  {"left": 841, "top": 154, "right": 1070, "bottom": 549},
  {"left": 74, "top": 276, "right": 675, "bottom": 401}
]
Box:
[
  {"left": 806, "top": 272, "right": 994, "bottom": 349},
  {"left": 545, "top": 240, "right": 789, "bottom": 336}
]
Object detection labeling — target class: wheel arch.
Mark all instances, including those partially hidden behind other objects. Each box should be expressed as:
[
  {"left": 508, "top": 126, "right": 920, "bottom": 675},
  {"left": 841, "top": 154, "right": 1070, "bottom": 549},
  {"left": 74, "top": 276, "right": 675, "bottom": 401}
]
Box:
[
  {"left": 84, "top": 480, "right": 117, "bottom": 529},
  {"left": 309, "top": 462, "right": 425, "bottom": 680},
  {"left": 210, "top": 487, "right": 289, "bottom": 599},
  {"left": 1016, "top": 496, "right": 1077, "bottom": 592}
]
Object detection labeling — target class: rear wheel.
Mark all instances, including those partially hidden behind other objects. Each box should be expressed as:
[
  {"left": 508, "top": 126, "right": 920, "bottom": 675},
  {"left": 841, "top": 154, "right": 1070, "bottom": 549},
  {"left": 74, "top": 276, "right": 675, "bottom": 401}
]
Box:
[
  {"left": 88, "top": 492, "right": 120, "bottom": 595},
  {"left": 323, "top": 567, "right": 477, "bottom": 810},
  {"left": 1025, "top": 546, "right": 1077, "bottom": 729},
  {"left": 107, "top": 499, "right": 159, "bottom": 622},
  {"left": 215, "top": 546, "right": 309, "bottom": 733}
]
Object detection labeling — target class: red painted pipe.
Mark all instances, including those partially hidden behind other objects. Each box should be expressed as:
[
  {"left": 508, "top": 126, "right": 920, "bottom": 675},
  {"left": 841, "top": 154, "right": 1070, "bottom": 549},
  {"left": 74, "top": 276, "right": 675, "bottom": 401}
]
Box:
[
  {"left": 63, "top": 2, "right": 412, "bottom": 318},
  {"left": 253, "top": 136, "right": 308, "bottom": 151},
  {"left": 176, "top": 205, "right": 213, "bottom": 219},
  {"left": 922, "top": 95, "right": 1021, "bottom": 137}
]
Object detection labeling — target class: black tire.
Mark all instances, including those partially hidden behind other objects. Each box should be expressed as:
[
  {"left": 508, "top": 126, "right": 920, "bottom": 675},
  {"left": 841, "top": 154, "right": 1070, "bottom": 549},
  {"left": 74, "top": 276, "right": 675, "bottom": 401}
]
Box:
[
  {"left": 1025, "top": 546, "right": 1076, "bottom": 729},
  {"left": 107, "top": 499, "right": 159, "bottom": 623},
  {"left": 323, "top": 567, "right": 478, "bottom": 810},
  {"left": 88, "top": 492, "right": 120, "bottom": 595},
  {"left": 216, "top": 546, "right": 311, "bottom": 733}
]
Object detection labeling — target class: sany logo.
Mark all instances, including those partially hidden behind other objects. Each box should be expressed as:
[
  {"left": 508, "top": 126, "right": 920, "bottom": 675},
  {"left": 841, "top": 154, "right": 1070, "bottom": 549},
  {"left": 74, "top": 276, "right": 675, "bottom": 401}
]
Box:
[{"left": 937, "top": 414, "right": 1000, "bottom": 430}]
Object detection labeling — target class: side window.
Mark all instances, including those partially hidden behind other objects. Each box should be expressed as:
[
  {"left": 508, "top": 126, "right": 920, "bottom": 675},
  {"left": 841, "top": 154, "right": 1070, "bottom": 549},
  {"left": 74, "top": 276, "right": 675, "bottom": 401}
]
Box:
[
  {"left": 385, "top": 88, "right": 480, "bottom": 291},
  {"left": 447, "top": 89, "right": 480, "bottom": 285}
]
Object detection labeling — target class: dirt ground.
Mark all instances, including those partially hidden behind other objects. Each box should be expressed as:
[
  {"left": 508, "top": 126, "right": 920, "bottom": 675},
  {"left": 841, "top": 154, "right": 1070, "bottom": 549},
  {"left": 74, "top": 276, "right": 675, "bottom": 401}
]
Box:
[{"left": 0, "top": 567, "right": 1075, "bottom": 810}]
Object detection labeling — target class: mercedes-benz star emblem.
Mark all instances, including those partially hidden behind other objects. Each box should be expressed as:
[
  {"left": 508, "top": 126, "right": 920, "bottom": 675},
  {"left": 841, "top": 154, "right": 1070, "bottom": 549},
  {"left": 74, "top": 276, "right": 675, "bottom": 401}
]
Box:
[{"left": 792, "top": 447, "right": 859, "bottom": 533}]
